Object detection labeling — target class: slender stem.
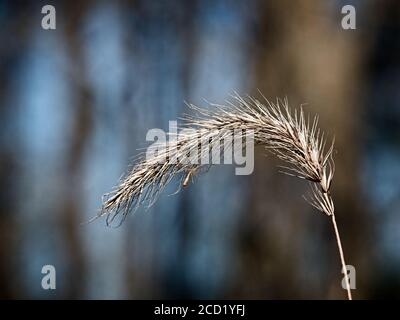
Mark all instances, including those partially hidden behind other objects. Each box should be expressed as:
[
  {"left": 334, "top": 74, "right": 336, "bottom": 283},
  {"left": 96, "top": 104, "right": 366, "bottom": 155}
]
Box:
[{"left": 331, "top": 213, "right": 352, "bottom": 300}]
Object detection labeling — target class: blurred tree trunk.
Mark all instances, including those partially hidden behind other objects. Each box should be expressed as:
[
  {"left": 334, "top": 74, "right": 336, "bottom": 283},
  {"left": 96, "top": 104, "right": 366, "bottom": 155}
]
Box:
[
  {"left": 0, "top": 58, "right": 17, "bottom": 299},
  {"left": 123, "top": 0, "right": 198, "bottom": 299},
  {"left": 234, "top": 0, "right": 369, "bottom": 299},
  {"left": 0, "top": 2, "right": 37, "bottom": 299},
  {"left": 60, "top": 1, "right": 93, "bottom": 298}
]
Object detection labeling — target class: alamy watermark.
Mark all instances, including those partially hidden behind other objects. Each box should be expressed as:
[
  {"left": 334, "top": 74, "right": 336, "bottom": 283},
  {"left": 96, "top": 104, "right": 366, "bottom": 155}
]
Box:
[
  {"left": 341, "top": 264, "right": 356, "bottom": 290},
  {"left": 41, "top": 5, "right": 56, "bottom": 30},
  {"left": 41, "top": 264, "right": 56, "bottom": 290},
  {"left": 341, "top": 5, "right": 356, "bottom": 30},
  {"left": 146, "top": 121, "right": 255, "bottom": 175}
]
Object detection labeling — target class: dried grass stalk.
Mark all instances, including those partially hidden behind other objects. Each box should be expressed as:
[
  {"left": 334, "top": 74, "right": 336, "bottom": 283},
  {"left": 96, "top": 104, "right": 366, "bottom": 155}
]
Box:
[{"left": 99, "top": 93, "right": 352, "bottom": 300}]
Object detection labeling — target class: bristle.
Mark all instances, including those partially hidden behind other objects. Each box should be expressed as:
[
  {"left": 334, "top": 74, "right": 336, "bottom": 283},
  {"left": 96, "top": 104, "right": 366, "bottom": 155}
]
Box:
[{"left": 100, "top": 93, "right": 335, "bottom": 224}]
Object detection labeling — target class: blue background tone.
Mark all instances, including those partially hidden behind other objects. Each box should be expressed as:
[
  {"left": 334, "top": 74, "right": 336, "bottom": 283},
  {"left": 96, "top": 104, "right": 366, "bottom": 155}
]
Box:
[{"left": 0, "top": 0, "right": 399, "bottom": 299}]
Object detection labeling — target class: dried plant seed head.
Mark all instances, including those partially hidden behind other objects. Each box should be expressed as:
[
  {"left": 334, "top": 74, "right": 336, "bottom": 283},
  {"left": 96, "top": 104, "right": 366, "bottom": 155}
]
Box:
[{"left": 100, "top": 93, "right": 335, "bottom": 224}]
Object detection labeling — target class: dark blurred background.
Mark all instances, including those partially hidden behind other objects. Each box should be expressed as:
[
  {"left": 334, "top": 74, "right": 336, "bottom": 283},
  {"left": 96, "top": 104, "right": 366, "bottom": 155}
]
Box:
[{"left": 0, "top": 0, "right": 399, "bottom": 299}]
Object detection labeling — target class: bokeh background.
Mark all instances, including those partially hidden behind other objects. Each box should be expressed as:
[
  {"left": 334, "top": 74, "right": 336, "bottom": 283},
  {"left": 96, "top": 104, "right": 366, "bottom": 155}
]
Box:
[{"left": 0, "top": 0, "right": 399, "bottom": 299}]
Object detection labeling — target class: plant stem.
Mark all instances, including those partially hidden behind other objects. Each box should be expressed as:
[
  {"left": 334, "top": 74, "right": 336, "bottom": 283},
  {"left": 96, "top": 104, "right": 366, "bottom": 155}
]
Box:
[{"left": 331, "top": 213, "right": 352, "bottom": 300}]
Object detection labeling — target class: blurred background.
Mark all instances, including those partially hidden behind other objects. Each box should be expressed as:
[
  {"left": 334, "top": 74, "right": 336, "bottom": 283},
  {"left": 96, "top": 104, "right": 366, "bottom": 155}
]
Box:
[{"left": 0, "top": 0, "right": 399, "bottom": 299}]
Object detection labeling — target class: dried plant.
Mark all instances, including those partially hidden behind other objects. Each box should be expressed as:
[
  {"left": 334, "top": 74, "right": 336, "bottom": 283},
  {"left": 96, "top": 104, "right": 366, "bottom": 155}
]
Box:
[{"left": 100, "top": 93, "right": 352, "bottom": 300}]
